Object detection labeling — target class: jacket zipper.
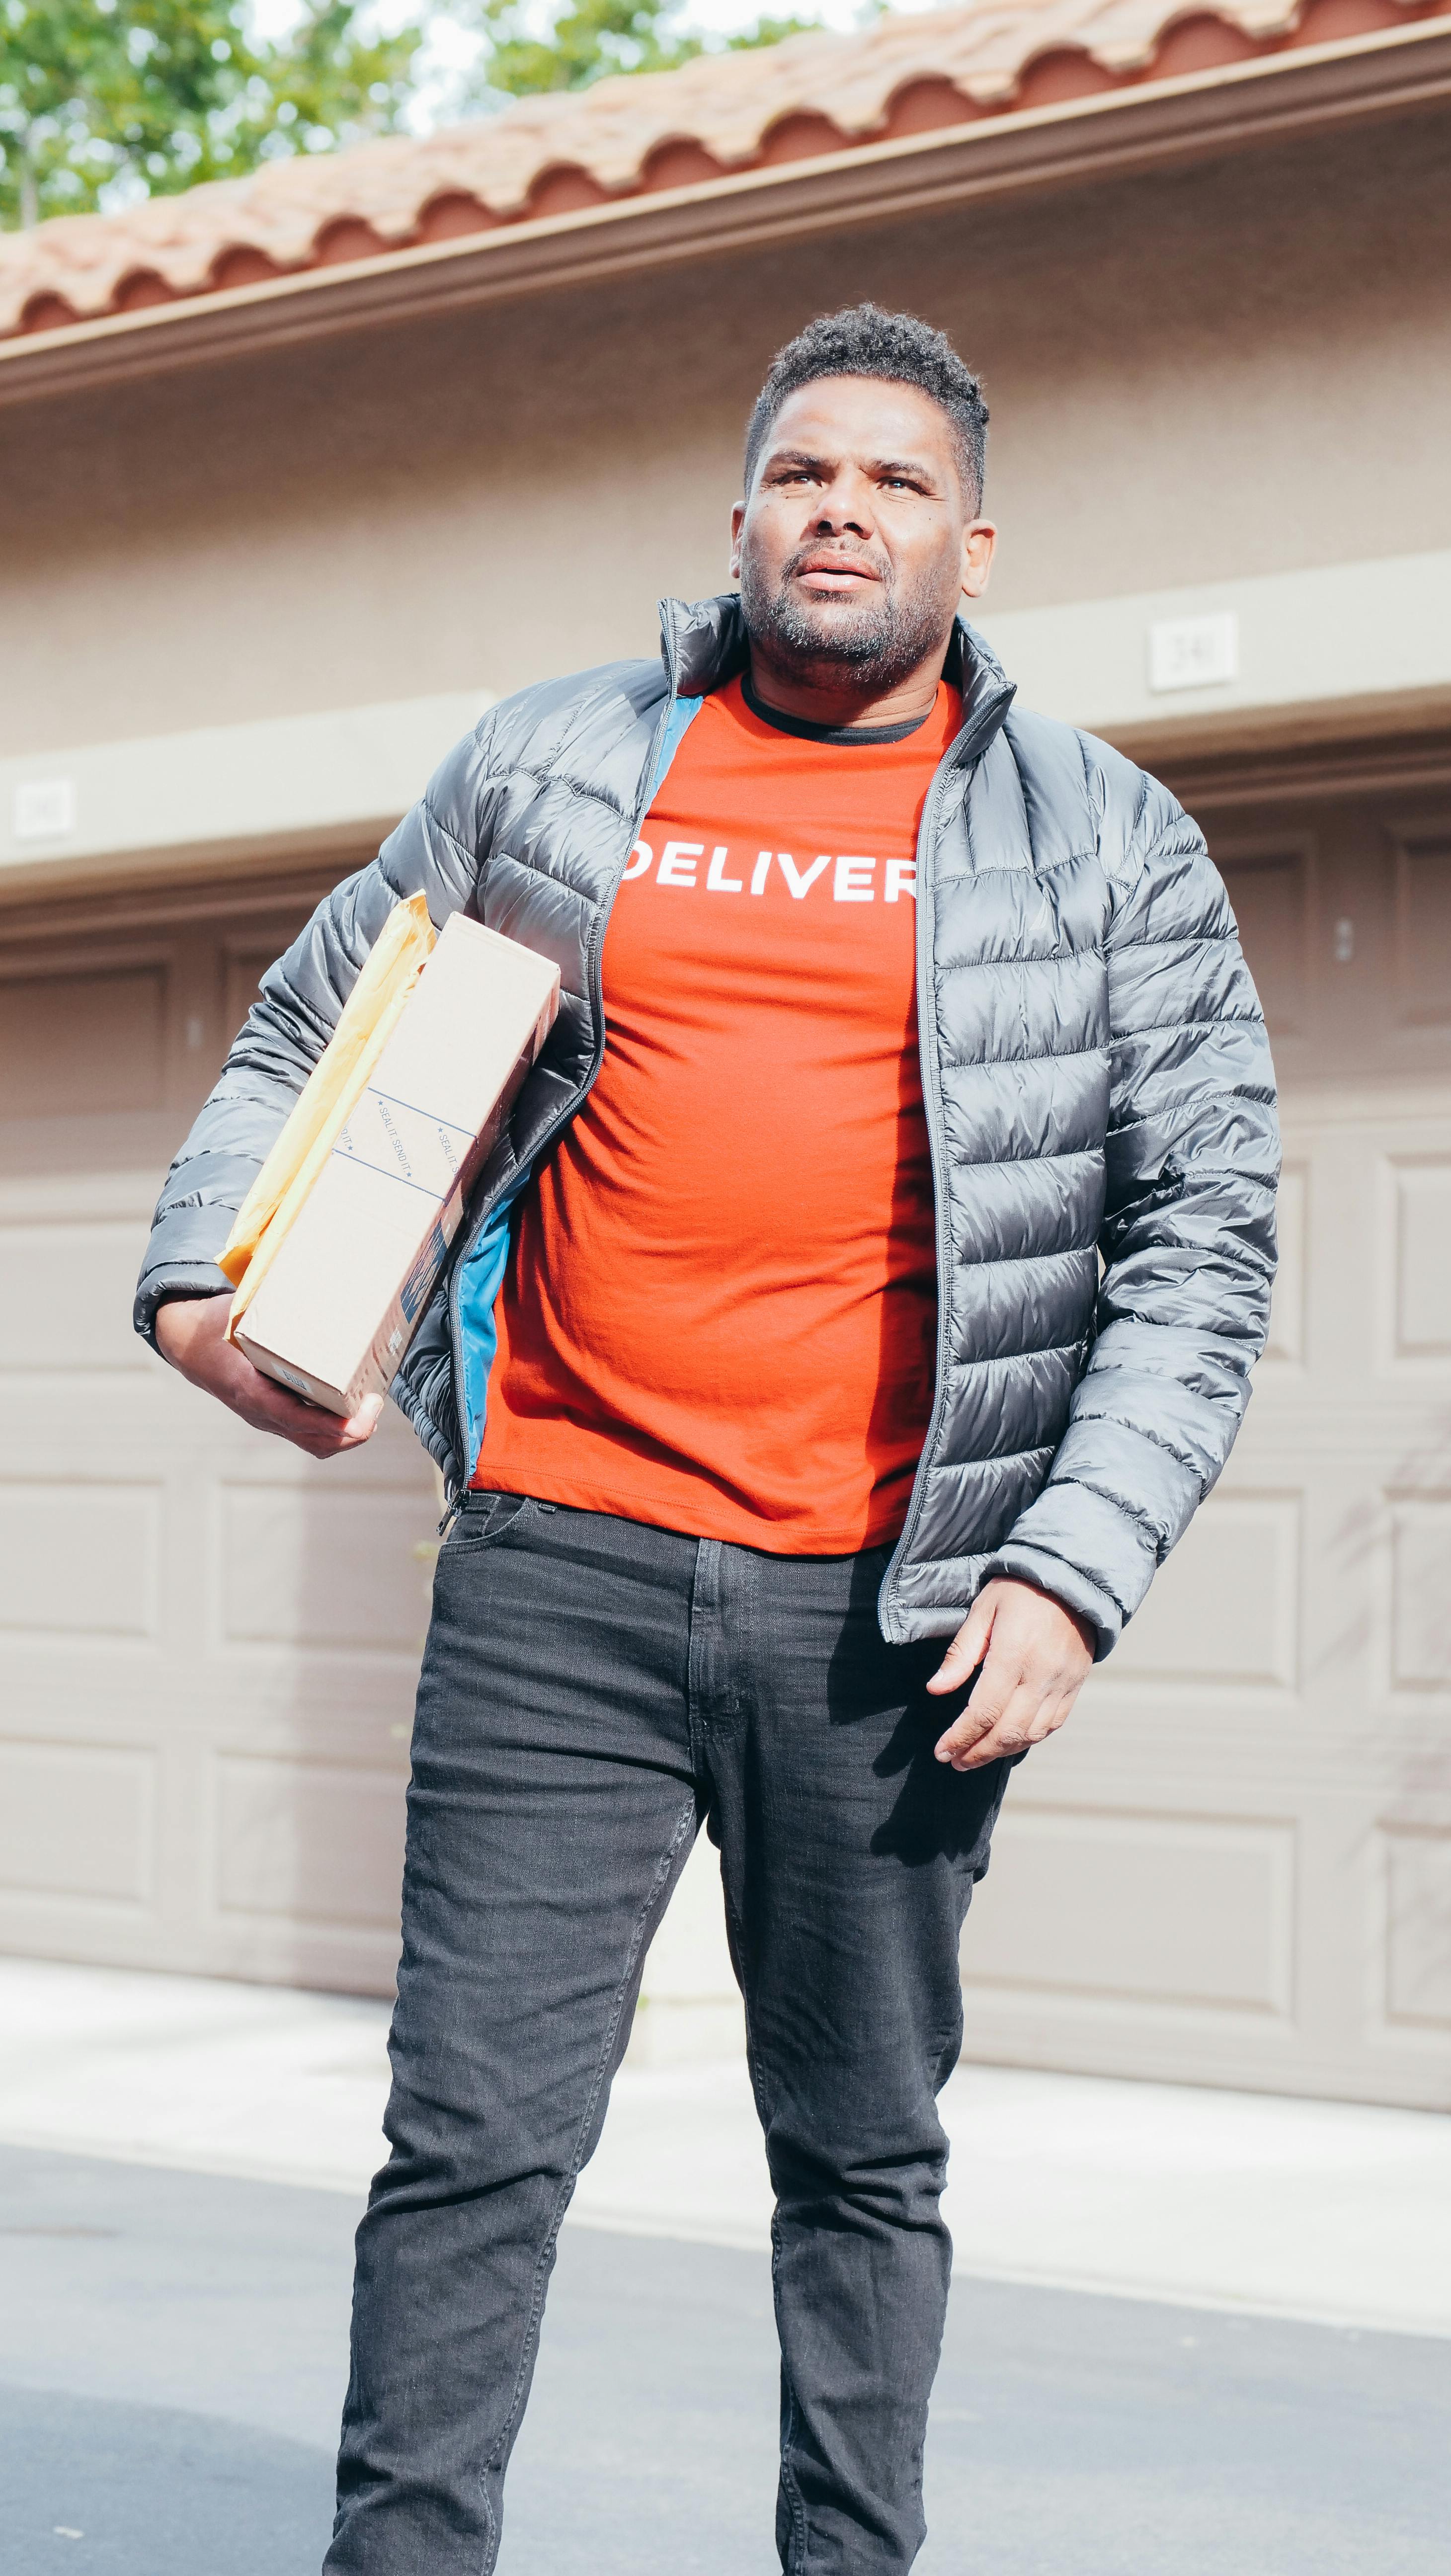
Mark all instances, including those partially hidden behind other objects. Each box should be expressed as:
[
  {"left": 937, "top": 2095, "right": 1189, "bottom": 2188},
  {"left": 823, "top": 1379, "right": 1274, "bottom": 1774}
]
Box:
[
  {"left": 877, "top": 680, "right": 1015, "bottom": 1641},
  {"left": 441, "top": 629, "right": 682, "bottom": 1508}
]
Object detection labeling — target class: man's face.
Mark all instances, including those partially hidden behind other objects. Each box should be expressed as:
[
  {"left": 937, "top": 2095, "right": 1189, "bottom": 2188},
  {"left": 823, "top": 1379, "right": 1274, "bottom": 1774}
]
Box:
[{"left": 730, "top": 375, "right": 995, "bottom": 689}]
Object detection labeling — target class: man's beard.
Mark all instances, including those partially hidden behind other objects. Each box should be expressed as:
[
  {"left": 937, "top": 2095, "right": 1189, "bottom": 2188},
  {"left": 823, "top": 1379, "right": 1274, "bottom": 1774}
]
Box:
[{"left": 739, "top": 541, "right": 951, "bottom": 693}]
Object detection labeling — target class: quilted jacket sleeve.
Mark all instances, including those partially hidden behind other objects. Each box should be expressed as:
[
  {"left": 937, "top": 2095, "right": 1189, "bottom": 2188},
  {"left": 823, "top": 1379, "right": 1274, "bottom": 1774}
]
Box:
[
  {"left": 983, "top": 774, "right": 1280, "bottom": 1656},
  {"left": 133, "top": 722, "right": 497, "bottom": 1349}
]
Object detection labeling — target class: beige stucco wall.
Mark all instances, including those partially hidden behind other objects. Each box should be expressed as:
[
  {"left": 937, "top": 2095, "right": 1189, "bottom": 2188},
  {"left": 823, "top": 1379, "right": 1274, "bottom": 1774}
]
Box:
[{"left": 3, "top": 108, "right": 1449, "bottom": 765}]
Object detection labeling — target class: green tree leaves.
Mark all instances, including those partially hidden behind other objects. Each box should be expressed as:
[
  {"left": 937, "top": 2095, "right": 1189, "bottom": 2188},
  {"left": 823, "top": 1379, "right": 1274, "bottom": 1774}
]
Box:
[
  {"left": 0, "top": 0, "right": 423, "bottom": 228},
  {"left": 0, "top": 0, "right": 839, "bottom": 233},
  {"left": 465, "top": 0, "right": 821, "bottom": 105}
]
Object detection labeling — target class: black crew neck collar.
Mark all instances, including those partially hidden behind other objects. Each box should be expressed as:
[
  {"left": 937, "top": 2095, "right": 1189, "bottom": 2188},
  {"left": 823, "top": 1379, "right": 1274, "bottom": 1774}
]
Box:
[{"left": 739, "top": 666, "right": 937, "bottom": 747}]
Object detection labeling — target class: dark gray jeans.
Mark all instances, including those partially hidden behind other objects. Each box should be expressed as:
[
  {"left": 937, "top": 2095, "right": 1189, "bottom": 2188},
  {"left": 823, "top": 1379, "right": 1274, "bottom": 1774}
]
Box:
[{"left": 326, "top": 1493, "right": 1015, "bottom": 2574}]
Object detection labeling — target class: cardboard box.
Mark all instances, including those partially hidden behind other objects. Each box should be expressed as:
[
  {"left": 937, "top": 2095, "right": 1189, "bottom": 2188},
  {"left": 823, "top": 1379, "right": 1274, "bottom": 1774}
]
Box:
[{"left": 232, "top": 915, "right": 560, "bottom": 1416}]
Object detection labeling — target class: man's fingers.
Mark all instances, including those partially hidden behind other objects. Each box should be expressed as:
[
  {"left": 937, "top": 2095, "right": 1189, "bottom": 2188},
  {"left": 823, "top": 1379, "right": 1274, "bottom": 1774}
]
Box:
[
  {"left": 984, "top": 1692, "right": 1073, "bottom": 1769},
  {"left": 239, "top": 1377, "right": 336, "bottom": 1439},
  {"left": 932, "top": 1639, "right": 1016, "bottom": 1762},
  {"left": 935, "top": 1670, "right": 1031, "bottom": 1767},
  {"left": 943, "top": 1685, "right": 1048, "bottom": 1771},
  {"left": 235, "top": 1372, "right": 383, "bottom": 1454},
  {"left": 333, "top": 1393, "right": 385, "bottom": 1449},
  {"left": 927, "top": 1595, "right": 995, "bottom": 1696},
  {"left": 285, "top": 1405, "right": 379, "bottom": 1455},
  {"left": 940, "top": 1685, "right": 1070, "bottom": 1772}
]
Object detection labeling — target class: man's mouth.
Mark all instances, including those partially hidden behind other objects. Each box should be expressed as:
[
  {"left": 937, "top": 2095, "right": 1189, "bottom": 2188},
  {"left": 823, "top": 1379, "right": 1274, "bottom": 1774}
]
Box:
[{"left": 790, "top": 554, "right": 883, "bottom": 593}]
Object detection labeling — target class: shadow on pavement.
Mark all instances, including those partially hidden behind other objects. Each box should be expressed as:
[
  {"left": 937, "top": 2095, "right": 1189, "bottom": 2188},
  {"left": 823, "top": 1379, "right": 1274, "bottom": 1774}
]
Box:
[{"left": 1, "top": 2385, "right": 333, "bottom": 2575}]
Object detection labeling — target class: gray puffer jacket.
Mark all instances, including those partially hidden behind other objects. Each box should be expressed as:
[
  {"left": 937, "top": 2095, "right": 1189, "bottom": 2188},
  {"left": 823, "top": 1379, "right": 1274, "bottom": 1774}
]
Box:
[{"left": 136, "top": 596, "right": 1278, "bottom": 1655}]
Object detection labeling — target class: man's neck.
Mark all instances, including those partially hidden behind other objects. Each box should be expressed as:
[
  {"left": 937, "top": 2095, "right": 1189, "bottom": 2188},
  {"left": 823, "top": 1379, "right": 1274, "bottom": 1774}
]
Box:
[{"left": 743, "top": 643, "right": 951, "bottom": 734}]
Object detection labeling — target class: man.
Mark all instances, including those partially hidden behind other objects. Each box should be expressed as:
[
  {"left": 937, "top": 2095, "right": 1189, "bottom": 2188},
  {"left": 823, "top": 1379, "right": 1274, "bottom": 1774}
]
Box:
[{"left": 138, "top": 305, "right": 1278, "bottom": 2571}]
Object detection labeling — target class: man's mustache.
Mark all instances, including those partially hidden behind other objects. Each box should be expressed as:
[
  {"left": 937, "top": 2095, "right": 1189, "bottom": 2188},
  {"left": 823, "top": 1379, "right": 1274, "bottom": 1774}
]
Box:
[{"left": 780, "top": 543, "right": 893, "bottom": 591}]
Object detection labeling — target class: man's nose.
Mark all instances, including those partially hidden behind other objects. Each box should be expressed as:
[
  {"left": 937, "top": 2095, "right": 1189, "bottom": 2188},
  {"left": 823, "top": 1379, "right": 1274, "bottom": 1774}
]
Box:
[{"left": 810, "top": 473, "right": 874, "bottom": 537}]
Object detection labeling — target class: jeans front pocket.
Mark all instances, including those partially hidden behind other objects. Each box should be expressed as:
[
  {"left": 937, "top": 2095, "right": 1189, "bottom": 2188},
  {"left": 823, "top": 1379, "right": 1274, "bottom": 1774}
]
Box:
[{"left": 444, "top": 1491, "right": 537, "bottom": 1554}]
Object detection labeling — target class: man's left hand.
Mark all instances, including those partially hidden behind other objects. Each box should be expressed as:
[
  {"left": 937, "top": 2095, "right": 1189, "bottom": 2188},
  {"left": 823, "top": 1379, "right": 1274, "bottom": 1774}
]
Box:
[{"left": 926, "top": 1579, "right": 1095, "bottom": 1771}]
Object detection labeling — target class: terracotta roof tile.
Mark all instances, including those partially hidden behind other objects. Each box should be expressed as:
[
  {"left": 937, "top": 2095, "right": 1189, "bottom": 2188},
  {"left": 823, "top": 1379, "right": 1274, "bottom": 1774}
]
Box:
[{"left": 0, "top": 0, "right": 1442, "bottom": 336}]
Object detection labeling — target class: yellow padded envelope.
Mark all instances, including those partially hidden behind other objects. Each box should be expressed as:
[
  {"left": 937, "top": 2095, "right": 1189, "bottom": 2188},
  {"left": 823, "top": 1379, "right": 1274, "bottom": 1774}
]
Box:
[{"left": 220, "top": 892, "right": 436, "bottom": 1337}]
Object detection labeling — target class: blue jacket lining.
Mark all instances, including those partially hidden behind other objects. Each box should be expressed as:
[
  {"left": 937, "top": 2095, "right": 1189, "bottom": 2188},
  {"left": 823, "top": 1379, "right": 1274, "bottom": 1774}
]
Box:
[{"left": 457, "top": 691, "right": 704, "bottom": 1482}]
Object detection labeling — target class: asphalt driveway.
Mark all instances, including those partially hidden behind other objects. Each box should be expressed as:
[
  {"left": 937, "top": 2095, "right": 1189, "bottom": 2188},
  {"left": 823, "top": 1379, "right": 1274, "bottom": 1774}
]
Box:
[{"left": 2, "top": 2143, "right": 1448, "bottom": 2575}]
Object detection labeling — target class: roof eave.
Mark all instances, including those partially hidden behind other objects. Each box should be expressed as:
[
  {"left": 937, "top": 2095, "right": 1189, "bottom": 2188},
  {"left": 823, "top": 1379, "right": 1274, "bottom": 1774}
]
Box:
[{"left": 4, "top": 18, "right": 1449, "bottom": 410}]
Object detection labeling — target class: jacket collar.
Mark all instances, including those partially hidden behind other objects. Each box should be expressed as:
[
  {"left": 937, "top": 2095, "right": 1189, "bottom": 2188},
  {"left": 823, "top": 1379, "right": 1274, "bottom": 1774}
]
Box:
[
  {"left": 657, "top": 592, "right": 749, "bottom": 699},
  {"left": 945, "top": 620, "right": 1016, "bottom": 767},
  {"left": 657, "top": 593, "right": 1014, "bottom": 749}
]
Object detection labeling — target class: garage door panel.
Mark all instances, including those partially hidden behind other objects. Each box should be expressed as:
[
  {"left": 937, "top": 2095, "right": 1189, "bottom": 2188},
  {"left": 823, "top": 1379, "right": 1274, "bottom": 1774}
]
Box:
[
  {"left": 1217, "top": 839, "right": 1314, "bottom": 1040},
  {"left": 0, "top": 1479, "right": 161, "bottom": 1642},
  {"left": 1112, "top": 1490, "right": 1300, "bottom": 1692},
  {"left": 0, "top": 1740, "right": 156, "bottom": 1905},
  {"left": 212, "top": 1753, "right": 407, "bottom": 1933},
  {"left": 964, "top": 1805, "right": 1296, "bottom": 2019},
  {"left": 1387, "top": 1499, "right": 1451, "bottom": 1690},
  {"left": 1388, "top": 1155, "right": 1451, "bottom": 1362},
  {"left": 0, "top": 964, "right": 169, "bottom": 1118},
  {"left": 1378, "top": 1824, "right": 1451, "bottom": 2031},
  {"left": 217, "top": 1480, "right": 434, "bottom": 1657},
  {"left": 1391, "top": 828, "right": 1451, "bottom": 1031},
  {"left": 0, "top": 1214, "right": 154, "bottom": 1372}
]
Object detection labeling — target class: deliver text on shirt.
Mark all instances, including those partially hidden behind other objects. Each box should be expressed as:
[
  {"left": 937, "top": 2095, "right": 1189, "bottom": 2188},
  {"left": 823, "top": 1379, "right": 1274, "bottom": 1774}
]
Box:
[{"left": 624, "top": 842, "right": 917, "bottom": 902}]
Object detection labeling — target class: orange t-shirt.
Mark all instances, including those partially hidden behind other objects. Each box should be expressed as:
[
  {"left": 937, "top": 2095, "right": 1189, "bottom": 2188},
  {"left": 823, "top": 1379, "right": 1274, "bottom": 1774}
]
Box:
[{"left": 473, "top": 673, "right": 959, "bottom": 1552}]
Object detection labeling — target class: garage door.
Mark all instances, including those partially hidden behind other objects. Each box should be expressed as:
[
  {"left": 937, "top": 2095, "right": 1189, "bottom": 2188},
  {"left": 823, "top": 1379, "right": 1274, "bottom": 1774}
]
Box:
[
  {"left": 5, "top": 762, "right": 1450, "bottom": 2108},
  {"left": 0, "top": 867, "right": 435, "bottom": 1996},
  {"left": 964, "top": 745, "right": 1451, "bottom": 2108}
]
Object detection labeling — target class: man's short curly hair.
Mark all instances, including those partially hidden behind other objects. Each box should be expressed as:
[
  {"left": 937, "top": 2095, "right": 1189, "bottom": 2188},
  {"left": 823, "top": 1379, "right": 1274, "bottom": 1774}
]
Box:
[{"left": 744, "top": 304, "right": 988, "bottom": 510}]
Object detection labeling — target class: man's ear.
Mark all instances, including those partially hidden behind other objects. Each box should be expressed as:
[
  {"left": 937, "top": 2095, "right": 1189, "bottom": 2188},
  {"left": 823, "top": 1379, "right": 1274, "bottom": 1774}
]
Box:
[
  {"left": 960, "top": 520, "right": 996, "bottom": 603},
  {"left": 729, "top": 499, "right": 746, "bottom": 580}
]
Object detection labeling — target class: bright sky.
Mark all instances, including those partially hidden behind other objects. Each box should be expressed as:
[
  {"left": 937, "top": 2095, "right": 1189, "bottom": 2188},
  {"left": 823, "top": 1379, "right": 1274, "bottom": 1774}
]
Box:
[{"left": 247, "top": 0, "right": 880, "bottom": 37}]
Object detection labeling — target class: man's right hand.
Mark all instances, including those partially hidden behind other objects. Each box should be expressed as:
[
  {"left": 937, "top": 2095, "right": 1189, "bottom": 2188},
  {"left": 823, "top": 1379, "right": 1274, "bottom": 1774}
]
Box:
[{"left": 155, "top": 1293, "right": 383, "bottom": 1460}]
